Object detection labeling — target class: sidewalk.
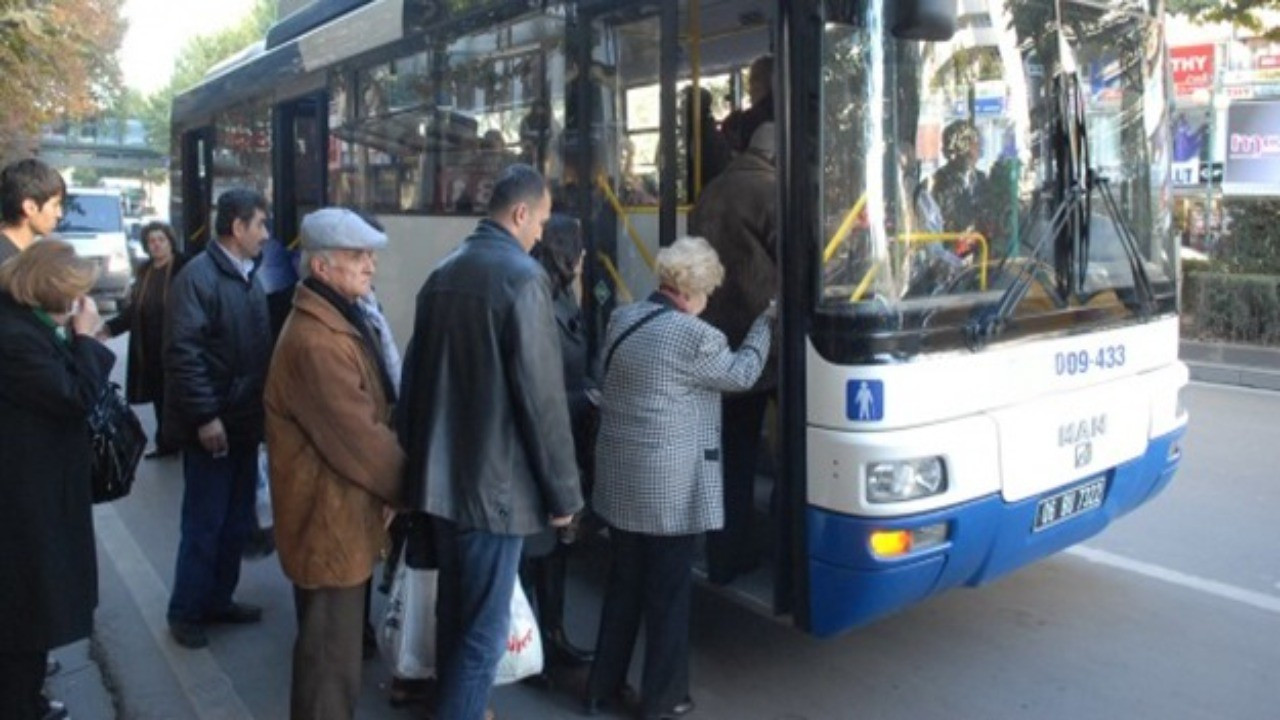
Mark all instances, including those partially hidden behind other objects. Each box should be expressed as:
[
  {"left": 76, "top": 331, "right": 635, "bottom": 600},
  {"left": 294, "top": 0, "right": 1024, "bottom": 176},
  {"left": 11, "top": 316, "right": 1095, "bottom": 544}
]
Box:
[{"left": 1180, "top": 339, "right": 1280, "bottom": 391}]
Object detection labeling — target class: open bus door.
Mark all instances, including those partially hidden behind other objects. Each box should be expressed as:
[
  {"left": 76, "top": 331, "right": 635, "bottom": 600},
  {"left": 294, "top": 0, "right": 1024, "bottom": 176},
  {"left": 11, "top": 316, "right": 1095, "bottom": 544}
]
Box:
[
  {"left": 573, "top": 0, "right": 799, "bottom": 623},
  {"left": 272, "top": 93, "right": 328, "bottom": 254},
  {"left": 178, "top": 127, "right": 214, "bottom": 254}
]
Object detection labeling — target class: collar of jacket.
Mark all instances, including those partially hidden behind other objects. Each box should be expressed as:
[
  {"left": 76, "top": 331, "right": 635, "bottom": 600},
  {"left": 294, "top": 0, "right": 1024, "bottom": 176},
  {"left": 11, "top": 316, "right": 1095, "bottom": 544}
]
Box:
[
  {"left": 647, "top": 290, "right": 679, "bottom": 310},
  {"left": 292, "top": 280, "right": 362, "bottom": 339},
  {"left": 471, "top": 218, "right": 524, "bottom": 251},
  {"left": 207, "top": 240, "right": 257, "bottom": 284}
]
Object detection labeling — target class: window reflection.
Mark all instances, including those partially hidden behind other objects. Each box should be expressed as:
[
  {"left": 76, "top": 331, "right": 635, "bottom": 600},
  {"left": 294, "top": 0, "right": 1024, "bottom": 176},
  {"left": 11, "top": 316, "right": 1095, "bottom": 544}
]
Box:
[{"left": 328, "top": 12, "right": 568, "bottom": 215}]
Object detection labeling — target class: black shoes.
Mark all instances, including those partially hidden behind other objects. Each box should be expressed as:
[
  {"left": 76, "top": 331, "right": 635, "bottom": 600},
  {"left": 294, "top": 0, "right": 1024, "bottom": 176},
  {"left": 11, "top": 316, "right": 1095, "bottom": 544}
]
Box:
[
  {"left": 170, "top": 602, "right": 260, "bottom": 648},
  {"left": 169, "top": 620, "right": 209, "bottom": 649},
  {"left": 583, "top": 684, "right": 638, "bottom": 715},
  {"left": 546, "top": 627, "right": 594, "bottom": 667},
  {"left": 643, "top": 696, "right": 696, "bottom": 720},
  {"left": 206, "top": 601, "right": 263, "bottom": 624}
]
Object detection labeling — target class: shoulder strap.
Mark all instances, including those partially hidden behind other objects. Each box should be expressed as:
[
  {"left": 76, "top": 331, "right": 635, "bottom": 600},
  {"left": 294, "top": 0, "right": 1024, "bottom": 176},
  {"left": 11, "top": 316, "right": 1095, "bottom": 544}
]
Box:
[{"left": 604, "top": 306, "right": 670, "bottom": 375}]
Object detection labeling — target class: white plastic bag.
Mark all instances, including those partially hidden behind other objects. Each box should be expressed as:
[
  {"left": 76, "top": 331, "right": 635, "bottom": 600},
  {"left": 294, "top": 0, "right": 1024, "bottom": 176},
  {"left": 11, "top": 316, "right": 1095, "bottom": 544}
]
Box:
[
  {"left": 493, "top": 581, "right": 543, "bottom": 685},
  {"left": 378, "top": 549, "right": 438, "bottom": 680}
]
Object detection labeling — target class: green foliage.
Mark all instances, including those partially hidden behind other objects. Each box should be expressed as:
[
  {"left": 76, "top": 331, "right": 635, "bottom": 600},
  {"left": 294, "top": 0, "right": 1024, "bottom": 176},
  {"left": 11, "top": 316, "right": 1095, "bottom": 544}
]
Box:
[
  {"left": 1215, "top": 199, "right": 1280, "bottom": 275},
  {"left": 71, "top": 167, "right": 102, "bottom": 188},
  {"left": 1185, "top": 272, "right": 1280, "bottom": 345},
  {"left": 0, "top": 0, "right": 126, "bottom": 157},
  {"left": 139, "top": 0, "right": 278, "bottom": 155},
  {"left": 1167, "top": 0, "right": 1280, "bottom": 40}
]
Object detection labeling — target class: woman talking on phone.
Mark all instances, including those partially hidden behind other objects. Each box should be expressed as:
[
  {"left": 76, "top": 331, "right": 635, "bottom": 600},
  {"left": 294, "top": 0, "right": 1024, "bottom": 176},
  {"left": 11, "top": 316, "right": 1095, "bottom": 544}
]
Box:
[{"left": 0, "top": 240, "right": 115, "bottom": 720}]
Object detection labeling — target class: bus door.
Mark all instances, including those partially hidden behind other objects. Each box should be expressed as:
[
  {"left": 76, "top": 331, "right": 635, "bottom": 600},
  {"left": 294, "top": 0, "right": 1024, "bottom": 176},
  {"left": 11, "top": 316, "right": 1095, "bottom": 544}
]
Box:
[
  {"left": 178, "top": 127, "right": 214, "bottom": 254},
  {"left": 577, "top": 0, "right": 792, "bottom": 618},
  {"left": 273, "top": 93, "right": 327, "bottom": 254}
]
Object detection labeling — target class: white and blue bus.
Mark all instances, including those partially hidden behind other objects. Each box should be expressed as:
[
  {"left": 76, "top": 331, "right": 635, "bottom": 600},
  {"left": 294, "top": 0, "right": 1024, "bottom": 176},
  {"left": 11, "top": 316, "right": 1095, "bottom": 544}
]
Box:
[{"left": 170, "top": 0, "right": 1187, "bottom": 637}]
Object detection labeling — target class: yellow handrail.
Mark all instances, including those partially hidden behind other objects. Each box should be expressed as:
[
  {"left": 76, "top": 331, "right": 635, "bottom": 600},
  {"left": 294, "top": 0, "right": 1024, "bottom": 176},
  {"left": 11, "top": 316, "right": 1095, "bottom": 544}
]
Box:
[
  {"left": 596, "top": 175, "right": 656, "bottom": 272},
  {"left": 822, "top": 194, "right": 867, "bottom": 264},
  {"left": 848, "top": 231, "right": 990, "bottom": 302},
  {"left": 621, "top": 204, "right": 695, "bottom": 215},
  {"left": 849, "top": 262, "right": 880, "bottom": 303},
  {"left": 596, "top": 251, "right": 633, "bottom": 304},
  {"left": 189, "top": 224, "right": 206, "bottom": 244}
]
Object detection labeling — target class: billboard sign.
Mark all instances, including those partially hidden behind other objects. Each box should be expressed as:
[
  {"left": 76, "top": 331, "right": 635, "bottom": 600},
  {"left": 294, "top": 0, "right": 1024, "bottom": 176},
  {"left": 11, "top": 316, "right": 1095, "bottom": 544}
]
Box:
[
  {"left": 1223, "top": 101, "right": 1280, "bottom": 196},
  {"left": 1171, "top": 45, "right": 1215, "bottom": 96}
]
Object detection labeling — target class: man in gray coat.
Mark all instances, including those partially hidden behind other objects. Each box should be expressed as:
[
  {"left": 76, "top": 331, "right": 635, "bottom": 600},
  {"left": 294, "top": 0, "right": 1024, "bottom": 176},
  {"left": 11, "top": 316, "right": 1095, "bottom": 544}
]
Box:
[
  {"left": 398, "top": 164, "right": 583, "bottom": 720},
  {"left": 688, "top": 122, "right": 779, "bottom": 585}
]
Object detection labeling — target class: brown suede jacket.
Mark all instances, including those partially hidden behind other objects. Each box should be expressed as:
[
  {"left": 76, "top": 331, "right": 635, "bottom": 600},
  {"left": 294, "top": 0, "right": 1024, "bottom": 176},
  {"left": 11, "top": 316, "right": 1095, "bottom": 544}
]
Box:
[{"left": 264, "top": 282, "right": 405, "bottom": 589}]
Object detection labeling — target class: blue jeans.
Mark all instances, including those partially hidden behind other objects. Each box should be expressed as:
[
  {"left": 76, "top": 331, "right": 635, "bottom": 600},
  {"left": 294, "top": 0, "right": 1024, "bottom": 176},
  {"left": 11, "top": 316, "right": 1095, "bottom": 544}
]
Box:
[
  {"left": 433, "top": 518, "right": 523, "bottom": 720},
  {"left": 168, "top": 444, "right": 258, "bottom": 624}
]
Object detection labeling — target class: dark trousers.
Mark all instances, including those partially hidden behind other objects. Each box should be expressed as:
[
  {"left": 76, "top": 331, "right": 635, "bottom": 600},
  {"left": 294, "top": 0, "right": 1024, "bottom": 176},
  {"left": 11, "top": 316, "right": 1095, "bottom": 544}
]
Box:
[
  {"left": 0, "top": 651, "right": 46, "bottom": 720},
  {"left": 706, "top": 391, "right": 770, "bottom": 582},
  {"left": 520, "top": 546, "right": 569, "bottom": 636},
  {"left": 432, "top": 518, "right": 523, "bottom": 720},
  {"left": 587, "top": 528, "right": 695, "bottom": 718},
  {"left": 291, "top": 584, "right": 365, "bottom": 720},
  {"left": 168, "top": 444, "right": 258, "bottom": 623}
]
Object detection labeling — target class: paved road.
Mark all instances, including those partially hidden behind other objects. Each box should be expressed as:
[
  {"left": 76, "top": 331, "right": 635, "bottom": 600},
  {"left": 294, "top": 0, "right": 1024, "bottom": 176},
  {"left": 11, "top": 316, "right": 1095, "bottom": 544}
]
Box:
[{"left": 82, "top": 339, "right": 1280, "bottom": 719}]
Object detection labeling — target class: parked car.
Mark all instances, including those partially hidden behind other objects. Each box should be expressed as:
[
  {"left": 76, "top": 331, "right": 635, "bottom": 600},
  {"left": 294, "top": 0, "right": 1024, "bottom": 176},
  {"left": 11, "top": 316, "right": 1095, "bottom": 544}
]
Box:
[{"left": 55, "top": 189, "right": 133, "bottom": 308}]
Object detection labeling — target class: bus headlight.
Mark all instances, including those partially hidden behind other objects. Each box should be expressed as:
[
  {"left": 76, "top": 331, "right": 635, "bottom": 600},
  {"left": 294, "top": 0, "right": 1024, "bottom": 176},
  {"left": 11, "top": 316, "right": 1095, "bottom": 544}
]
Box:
[{"left": 866, "top": 457, "right": 947, "bottom": 503}]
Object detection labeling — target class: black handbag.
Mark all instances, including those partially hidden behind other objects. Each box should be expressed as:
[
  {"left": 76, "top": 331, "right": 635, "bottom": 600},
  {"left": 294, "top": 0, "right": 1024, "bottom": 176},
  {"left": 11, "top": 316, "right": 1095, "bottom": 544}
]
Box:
[{"left": 87, "top": 381, "right": 147, "bottom": 503}]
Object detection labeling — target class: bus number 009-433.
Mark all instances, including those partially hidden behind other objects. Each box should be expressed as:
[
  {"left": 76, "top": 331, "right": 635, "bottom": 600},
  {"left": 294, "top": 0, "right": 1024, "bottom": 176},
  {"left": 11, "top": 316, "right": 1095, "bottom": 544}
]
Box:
[{"left": 1054, "top": 345, "right": 1126, "bottom": 376}]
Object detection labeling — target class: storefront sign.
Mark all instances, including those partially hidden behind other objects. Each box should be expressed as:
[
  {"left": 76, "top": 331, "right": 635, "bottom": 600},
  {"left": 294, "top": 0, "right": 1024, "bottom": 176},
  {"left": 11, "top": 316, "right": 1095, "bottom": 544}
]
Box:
[
  {"left": 1171, "top": 45, "right": 1215, "bottom": 94},
  {"left": 1223, "top": 100, "right": 1280, "bottom": 196}
]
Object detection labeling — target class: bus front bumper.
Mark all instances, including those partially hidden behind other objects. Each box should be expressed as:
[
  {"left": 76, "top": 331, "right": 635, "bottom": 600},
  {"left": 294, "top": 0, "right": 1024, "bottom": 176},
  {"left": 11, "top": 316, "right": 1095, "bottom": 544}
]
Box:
[{"left": 805, "top": 427, "right": 1186, "bottom": 637}]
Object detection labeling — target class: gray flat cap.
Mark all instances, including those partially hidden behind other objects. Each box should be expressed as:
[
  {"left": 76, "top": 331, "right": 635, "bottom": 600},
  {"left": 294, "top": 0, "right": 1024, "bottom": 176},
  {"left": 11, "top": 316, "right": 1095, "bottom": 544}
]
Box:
[{"left": 300, "top": 208, "right": 387, "bottom": 251}]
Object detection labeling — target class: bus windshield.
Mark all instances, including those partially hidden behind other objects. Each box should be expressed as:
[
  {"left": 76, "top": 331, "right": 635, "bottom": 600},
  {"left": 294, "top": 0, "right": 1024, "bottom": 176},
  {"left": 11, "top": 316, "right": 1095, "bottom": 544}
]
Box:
[{"left": 817, "top": 0, "right": 1176, "bottom": 344}]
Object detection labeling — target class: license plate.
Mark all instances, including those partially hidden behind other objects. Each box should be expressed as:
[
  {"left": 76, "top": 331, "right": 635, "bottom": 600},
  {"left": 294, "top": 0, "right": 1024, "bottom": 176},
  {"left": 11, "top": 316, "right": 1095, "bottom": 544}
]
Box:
[{"left": 1032, "top": 477, "right": 1106, "bottom": 532}]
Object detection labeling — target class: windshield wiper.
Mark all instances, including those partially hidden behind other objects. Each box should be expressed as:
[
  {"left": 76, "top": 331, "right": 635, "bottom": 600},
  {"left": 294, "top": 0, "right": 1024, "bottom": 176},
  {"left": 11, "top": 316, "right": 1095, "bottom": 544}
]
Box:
[
  {"left": 1087, "top": 170, "right": 1156, "bottom": 317},
  {"left": 965, "top": 186, "right": 1077, "bottom": 350}
]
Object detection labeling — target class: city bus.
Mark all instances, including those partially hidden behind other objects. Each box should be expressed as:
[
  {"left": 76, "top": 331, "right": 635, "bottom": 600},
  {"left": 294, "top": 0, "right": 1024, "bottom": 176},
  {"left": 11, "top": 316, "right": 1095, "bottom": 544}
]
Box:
[{"left": 170, "top": 0, "right": 1187, "bottom": 637}]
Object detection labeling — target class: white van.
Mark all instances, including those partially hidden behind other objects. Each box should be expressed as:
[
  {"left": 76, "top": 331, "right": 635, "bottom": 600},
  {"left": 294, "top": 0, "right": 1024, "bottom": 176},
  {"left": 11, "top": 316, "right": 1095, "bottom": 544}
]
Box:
[{"left": 56, "top": 189, "right": 134, "bottom": 306}]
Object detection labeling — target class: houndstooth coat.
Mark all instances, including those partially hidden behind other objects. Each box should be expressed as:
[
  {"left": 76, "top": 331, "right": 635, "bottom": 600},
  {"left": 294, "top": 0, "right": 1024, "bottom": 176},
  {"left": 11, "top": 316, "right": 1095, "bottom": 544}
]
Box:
[{"left": 593, "top": 294, "right": 772, "bottom": 536}]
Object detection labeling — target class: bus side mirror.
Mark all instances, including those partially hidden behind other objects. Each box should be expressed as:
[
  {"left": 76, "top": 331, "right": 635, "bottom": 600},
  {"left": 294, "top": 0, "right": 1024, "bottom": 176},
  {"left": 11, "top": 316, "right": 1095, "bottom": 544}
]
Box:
[{"left": 891, "top": 0, "right": 958, "bottom": 41}]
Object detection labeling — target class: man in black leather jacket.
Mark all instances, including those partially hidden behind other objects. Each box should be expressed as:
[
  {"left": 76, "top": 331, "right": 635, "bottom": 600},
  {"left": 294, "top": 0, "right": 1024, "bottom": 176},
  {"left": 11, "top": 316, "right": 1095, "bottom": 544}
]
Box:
[
  {"left": 162, "top": 188, "right": 273, "bottom": 650},
  {"left": 399, "top": 164, "right": 583, "bottom": 720}
]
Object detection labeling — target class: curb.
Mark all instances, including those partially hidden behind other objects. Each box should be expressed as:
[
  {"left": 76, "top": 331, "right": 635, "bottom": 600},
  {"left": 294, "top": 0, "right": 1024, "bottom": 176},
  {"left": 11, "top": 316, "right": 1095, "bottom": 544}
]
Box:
[{"left": 1185, "top": 360, "right": 1280, "bottom": 392}]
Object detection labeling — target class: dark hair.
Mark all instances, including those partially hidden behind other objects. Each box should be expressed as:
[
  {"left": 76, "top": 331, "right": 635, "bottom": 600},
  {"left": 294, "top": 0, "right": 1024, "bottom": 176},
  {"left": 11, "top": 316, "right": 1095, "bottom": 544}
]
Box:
[
  {"left": 533, "top": 214, "right": 583, "bottom": 293},
  {"left": 140, "top": 221, "right": 176, "bottom": 250},
  {"left": 1, "top": 159, "right": 66, "bottom": 225},
  {"left": 214, "top": 188, "right": 268, "bottom": 237},
  {"left": 488, "top": 164, "right": 547, "bottom": 218}
]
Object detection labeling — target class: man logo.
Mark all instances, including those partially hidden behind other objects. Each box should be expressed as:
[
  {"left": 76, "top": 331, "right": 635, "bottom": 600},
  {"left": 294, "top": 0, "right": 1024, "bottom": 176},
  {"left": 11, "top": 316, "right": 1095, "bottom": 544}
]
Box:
[{"left": 1074, "top": 441, "right": 1093, "bottom": 468}]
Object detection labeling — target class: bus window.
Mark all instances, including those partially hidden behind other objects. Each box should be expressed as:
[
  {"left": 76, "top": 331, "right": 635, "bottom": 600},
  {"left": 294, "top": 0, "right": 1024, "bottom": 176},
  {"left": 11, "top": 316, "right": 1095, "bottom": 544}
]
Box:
[
  {"left": 326, "top": 13, "right": 571, "bottom": 216},
  {"left": 212, "top": 103, "right": 273, "bottom": 206}
]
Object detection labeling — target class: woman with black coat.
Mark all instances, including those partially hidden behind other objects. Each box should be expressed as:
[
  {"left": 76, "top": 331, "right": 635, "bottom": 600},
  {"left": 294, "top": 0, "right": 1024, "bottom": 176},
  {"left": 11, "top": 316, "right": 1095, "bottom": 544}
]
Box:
[
  {"left": 101, "top": 221, "right": 183, "bottom": 457},
  {"left": 520, "top": 213, "right": 597, "bottom": 670},
  {"left": 0, "top": 240, "right": 116, "bottom": 720}
]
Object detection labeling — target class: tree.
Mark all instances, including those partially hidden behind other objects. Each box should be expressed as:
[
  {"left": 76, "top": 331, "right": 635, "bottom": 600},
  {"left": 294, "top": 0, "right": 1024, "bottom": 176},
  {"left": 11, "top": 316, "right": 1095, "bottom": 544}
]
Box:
[
  {"left": 1166, "top": 0, "right": 1280, "bottom": 41},
  {"left": 139, "top": 0, "right": 278, "bottom": 156},
  {"left": 0, "top": 0, "right": 126, "bottom": 159}
]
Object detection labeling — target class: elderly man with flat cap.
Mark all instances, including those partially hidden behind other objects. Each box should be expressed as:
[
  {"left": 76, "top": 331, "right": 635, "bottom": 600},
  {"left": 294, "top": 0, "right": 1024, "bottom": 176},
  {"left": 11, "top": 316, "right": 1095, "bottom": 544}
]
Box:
[{"left": 264, "top": 207, "right": 406, "bottom": 720}]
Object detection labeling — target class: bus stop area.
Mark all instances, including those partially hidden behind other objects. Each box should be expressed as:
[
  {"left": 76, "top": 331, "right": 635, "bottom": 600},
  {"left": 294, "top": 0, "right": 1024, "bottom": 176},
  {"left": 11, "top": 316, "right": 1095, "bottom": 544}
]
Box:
[{"left": 42, "top": 334, "right": 1280, "bottom": 720}]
